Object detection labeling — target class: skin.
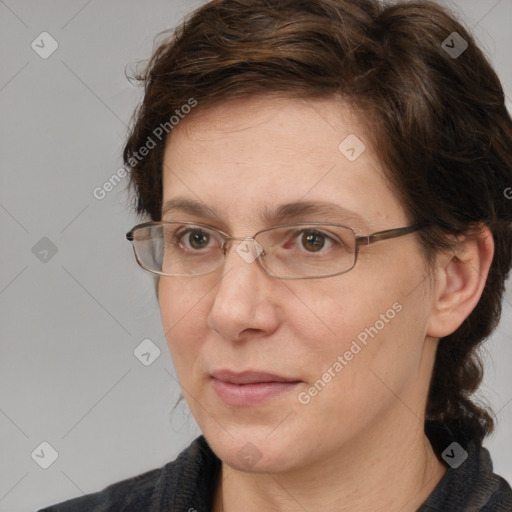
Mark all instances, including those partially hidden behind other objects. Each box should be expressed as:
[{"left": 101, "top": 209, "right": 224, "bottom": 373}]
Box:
[{"left": 157, "top": 96, "right": 494, "bottom": 512}]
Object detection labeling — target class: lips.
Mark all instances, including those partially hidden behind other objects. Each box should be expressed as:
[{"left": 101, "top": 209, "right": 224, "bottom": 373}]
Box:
[
  {"left": 210, "top": 369, "right": 301, "bottom": 406},
  {"left": 211, "top": 369, "right": 299, "bottom": 384}
]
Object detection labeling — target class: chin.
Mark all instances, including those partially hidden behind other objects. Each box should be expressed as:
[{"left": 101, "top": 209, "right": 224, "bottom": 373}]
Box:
[{"left": 201, "top": 422, "right": 306, "bottom": 474}]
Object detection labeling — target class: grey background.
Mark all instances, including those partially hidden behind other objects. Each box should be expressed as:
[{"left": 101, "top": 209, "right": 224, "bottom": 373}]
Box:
[{"left": 0, "top": 1, "right": 510, "bottom": 510}]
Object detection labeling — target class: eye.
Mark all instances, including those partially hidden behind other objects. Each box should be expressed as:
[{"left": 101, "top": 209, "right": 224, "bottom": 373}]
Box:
[
  {"left": 288, "top": 229, "right": 339, "bottom": 253},
  {"left": 175, "top": 227, "right": 218, "bottom": 251},
  {"left": 301, "top": 230, "right": 330, "bottom": 252}
]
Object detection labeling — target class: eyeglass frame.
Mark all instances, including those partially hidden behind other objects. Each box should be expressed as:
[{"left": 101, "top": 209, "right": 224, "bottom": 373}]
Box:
[{"left": 126, "top": 220, "right": 425, "bottom": 280}]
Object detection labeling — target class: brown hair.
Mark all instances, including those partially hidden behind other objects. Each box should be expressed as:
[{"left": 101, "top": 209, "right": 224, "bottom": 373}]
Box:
[{"left": 123, "top": 0, "right": 512, "bottom": 444}]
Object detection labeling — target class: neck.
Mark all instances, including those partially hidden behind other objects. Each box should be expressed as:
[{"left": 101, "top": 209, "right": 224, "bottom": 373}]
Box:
[{"left": 212, "top": 417, "right": 447, "bottom": 512}]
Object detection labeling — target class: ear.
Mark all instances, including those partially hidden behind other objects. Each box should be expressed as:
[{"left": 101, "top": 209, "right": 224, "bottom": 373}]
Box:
[{"left": 426, "top": 226, "right": 494, "bottom": 339}]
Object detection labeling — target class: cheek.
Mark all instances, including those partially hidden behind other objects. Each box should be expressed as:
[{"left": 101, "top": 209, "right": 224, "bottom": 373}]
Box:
[
  {"left": 288, "top": 276, "right": 399, "bottom": 356},
  {"left": 158, "top": 279, "right": 210, "bottom": 371},
  {"left": 290, "top": 266, "right": 428, "bottom": 396}
]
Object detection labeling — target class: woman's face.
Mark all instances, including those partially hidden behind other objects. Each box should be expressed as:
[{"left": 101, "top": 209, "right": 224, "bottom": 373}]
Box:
[{"left": 159, "top": 96, "right": 438, "bottom": 473}]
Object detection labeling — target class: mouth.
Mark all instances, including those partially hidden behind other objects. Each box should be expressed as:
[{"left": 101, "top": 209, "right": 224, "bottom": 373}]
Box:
[{"left": 210, "top": 369, "right": 302, "bottom": 406}]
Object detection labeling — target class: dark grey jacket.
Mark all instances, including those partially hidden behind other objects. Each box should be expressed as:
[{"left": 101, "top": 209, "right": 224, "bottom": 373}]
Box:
[{"left": 38, "top": 431, "right": 512, "bottom": 511}]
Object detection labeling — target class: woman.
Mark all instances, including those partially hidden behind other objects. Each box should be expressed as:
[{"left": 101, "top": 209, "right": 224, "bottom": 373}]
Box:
[{"left": 39, "top": 0, "right": 512, "bottom": 510}]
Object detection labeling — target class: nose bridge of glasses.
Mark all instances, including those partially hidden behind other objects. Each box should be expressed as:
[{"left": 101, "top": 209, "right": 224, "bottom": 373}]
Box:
[{"left": 222, "top": 235, "right": 264, "bottom": 264}]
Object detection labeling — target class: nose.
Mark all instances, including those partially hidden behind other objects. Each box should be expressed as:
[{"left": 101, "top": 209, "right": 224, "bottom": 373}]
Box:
[{"left": 206, "top": 239, "right": 280, "bottom": 342}]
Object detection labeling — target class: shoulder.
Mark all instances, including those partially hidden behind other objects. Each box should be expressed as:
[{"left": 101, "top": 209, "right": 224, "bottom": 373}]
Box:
[
  {"left": 37, "top": 436, "right": 220, "bottom": 512},
  {"left": 476, "top": 450, "right": 512, "bottom": 512},
  {"left": 37, "top": 465, "right": 162, "bottom": 512},
  {"left": 420, "top": 437, "right": 512, "bottom": 511}
]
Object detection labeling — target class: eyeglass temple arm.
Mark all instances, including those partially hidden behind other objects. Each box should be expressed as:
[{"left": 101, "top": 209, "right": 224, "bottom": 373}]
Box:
[{"left": 355, "top": 224, "right": 424, "bottom": 246}]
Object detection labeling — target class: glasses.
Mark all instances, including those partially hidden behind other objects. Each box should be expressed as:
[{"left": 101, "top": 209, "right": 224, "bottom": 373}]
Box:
[{"left": 126, "top": 221, "right": 424, "bottom": 280}]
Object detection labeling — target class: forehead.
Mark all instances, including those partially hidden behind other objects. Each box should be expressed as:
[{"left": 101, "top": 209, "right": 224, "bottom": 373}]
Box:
[{"left": 161, "top": 96, "right": 406, "bottom": 232}]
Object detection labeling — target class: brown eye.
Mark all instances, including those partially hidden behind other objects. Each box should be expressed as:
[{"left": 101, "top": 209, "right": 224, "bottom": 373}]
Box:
[
  {"left": 188, "top": 230, "right": 210, "bottom": 249},
  {"left": 301, "top": 231, "right": 326, "bottom": 252},
  {"left": 175, "top": 228, "right": 214, "bottom": 251}
]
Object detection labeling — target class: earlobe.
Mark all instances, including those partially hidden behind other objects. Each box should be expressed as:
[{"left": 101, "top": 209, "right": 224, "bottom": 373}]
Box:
[{"left": 426, "top": 227, "right": 494, "bottom": 339}]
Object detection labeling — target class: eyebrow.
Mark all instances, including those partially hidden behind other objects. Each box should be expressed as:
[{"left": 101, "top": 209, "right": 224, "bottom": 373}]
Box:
[{"left": 161, "top": 196, "right": 369, "bottom": 230}]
